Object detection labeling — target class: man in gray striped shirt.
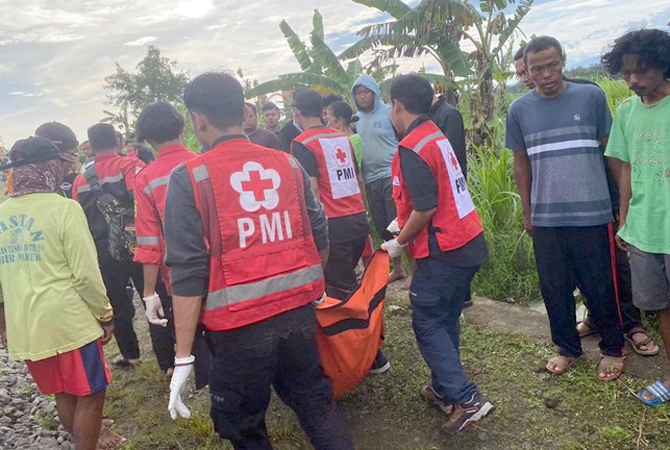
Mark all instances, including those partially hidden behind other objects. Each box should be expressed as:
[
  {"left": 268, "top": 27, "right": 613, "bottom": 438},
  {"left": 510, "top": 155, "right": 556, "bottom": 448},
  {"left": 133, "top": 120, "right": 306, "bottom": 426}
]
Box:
[{"left": 506, "top": 36, "right": 624, "bottom": 381}]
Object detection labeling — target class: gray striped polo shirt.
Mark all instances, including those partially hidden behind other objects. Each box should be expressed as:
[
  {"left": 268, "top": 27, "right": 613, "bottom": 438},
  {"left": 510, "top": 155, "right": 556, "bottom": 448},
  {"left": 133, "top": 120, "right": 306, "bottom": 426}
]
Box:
[{"left": 505, "top": 82, "right": 613, "bottom": 227}]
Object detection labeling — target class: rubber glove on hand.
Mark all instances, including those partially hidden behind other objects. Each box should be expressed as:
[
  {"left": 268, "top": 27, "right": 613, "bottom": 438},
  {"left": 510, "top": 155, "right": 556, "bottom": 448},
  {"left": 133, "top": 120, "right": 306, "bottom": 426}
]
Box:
[
  {"left": 168, "top": 355, "right": 194, "bottom": 420},
  {"left": 381, "top": 238, "right": 406, "bottom": 259},
  {"left": 144, "top": 293, "right": 168, "bottom": 327}
]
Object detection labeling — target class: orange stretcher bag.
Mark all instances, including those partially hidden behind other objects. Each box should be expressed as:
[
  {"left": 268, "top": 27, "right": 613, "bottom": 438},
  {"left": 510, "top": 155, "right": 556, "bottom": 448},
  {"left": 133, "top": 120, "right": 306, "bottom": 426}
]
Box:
[{"left": 316, "top": 250, "right": 390, "bottom": 399}]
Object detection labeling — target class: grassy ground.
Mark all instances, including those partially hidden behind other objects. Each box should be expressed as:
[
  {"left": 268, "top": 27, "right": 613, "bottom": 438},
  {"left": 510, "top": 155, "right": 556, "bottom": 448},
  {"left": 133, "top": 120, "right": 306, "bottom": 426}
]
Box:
[{"left": 104, "top": 283, "right": 670, "bottom": 450}]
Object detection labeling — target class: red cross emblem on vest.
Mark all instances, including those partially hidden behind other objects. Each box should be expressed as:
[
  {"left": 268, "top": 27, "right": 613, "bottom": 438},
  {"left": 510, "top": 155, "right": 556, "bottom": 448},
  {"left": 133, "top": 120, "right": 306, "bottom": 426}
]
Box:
[
  {"left": 242, "top": 170, "right": 274, "bottom": 202},
  {"left": 230, "top": 161, "right": 281, "bottom": 212},
  {"left": 333, "top": 146, "right": 349, "bottom": 168},
  {"left": 449, "top": 151, "right": 459, "bottom": 171}
]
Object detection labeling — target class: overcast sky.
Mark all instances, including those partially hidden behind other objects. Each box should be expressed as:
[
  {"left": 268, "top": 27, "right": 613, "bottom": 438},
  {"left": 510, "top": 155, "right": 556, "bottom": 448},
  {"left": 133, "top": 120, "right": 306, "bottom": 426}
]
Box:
[{"left": 0, "top": 0, "right": 668, "bottom": 147}]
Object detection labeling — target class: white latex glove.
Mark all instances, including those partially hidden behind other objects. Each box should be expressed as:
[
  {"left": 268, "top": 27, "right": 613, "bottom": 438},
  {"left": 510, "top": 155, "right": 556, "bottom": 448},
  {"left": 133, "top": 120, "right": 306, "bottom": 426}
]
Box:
[
  {"left": 386, "top": 218, "right": 401, "bottom": 235},
  {"left": 381, "top": 238, "right": 407, "bottom": 259},
  {"left": 168, "top": 355, "right": 194, "bottom": 420},
  {"left": 312, "top": 292, "right": 327, "bottom": 306},
  {"left": 144, "top": 293, "right": 168, "bottom": 327}
]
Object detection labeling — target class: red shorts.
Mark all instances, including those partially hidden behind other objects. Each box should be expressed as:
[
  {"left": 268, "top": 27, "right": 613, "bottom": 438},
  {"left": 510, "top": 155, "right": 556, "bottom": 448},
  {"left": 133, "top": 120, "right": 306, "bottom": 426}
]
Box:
[{"left": 25, "top": 339, "right": 111, "bottom": 396}]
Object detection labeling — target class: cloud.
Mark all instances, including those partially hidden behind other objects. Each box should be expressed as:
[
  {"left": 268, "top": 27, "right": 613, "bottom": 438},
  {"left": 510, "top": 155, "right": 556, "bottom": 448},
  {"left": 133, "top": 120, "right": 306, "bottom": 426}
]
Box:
[
  {"left": 125, "top": 36, "right": 157, "bottom": 46},
  {"left": 0, "top": 0, "right": 666, "bottom": 147}
]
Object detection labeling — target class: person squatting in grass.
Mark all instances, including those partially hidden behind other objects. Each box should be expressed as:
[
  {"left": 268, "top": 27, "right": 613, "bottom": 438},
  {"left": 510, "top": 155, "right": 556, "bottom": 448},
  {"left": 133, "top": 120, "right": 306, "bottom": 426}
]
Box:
[
  {"left": 506, "top": 36, "right": 625, "bottom": 381},
  {"left": 0, "top": 133, "right": 124, "bottom": 450},
  {"left": 382, "top": 74, "right": 494, "bottom": 432},
  {"left": 163, "top": 72, "right": 354, "bottom": 449},
  {"left": 601, "top": 28, "right": 670, "bottom": 406}
]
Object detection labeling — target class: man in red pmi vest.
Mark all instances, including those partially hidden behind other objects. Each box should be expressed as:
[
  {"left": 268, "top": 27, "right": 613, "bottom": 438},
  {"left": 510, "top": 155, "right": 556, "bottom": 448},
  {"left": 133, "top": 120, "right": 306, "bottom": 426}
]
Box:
[
  {"left": 163, "top": 73, "right": 354, "bottom": 450},
  {"left": 133, "top": 102, "right": 196, "bottom": 376},
  {"left": 382, "top": 74, "right": 494, "bottom": 432},
  {"left": 291, "top": 89, "right": 390, "bottom": 374}
]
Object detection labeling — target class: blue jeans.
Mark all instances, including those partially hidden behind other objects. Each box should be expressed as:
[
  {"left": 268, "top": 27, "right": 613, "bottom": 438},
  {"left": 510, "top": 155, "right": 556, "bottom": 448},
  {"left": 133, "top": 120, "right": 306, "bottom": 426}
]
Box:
[{"left": 410, "top": 258, "right": 480, "bottom": 404}]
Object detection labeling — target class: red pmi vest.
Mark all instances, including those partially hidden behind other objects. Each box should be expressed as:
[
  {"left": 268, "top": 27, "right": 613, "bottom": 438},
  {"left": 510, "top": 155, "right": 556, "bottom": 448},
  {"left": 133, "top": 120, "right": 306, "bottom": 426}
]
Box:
[
  {"left": 392, "top": 120, "right": 483, "bottom": 260},
  {"left": 292, "top": 128, "right": 366, "bottom": 218},
  {"left": 185, "top": 138, "right": 325, "bottom": 331}
]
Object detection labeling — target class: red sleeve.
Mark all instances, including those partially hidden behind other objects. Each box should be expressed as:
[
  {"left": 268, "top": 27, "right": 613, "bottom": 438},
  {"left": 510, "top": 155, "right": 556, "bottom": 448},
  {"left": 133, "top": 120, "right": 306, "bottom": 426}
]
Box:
[
  {"left": 72, "top": 173, "right": 84, "bottom": 203},
  {"left": 122, "top": 158, "right": 146, "bottom": 193},
  {"left": 133, "top": 171, "right": 163, "bottom": 265}
]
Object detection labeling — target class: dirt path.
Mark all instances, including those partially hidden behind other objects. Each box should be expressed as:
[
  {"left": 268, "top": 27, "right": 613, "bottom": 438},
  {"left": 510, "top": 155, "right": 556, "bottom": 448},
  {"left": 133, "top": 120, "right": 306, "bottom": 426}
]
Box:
[{"left": 101, "top": 283, "right": 670, "bottom": 449}]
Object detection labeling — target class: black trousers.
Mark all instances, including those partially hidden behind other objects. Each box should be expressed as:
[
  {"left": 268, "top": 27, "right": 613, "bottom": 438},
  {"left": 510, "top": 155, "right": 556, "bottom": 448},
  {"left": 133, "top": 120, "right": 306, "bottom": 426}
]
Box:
[
  {"left": 98, "top": 252, "right": 175, "bottom": 371},
  {"left": 533, "top": 225, "right": 624, "bottom": 358},
  {"left": 324, "top": 237, "right": 367, "bottom": 300},
  {"left": 579, "top": 232, "right": 642, "bottom": 334},
  {"left": 365, "top": 177, "right": 396, "bottom": 241},
  {"left": 207, "top": 305, "right": 354, "bottom": 450}
]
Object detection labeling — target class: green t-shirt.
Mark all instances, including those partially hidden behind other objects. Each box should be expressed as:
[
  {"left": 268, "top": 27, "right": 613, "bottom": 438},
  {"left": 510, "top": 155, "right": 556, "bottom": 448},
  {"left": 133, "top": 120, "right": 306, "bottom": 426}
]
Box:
[
  {"left": 605, "top": 95, "right": 670, "bottom": 254},
  {"left": 0, "top": 194, "right": 113, "bottom": 361},
  {"left": 348, "top": 134, "right": 363, "bottom": 171}
]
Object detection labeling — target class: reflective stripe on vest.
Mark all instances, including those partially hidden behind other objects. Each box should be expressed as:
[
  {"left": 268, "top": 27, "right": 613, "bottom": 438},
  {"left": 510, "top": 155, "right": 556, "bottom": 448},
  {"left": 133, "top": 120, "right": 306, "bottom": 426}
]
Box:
[
  {"left": 185, "top": 139, "right": 325, "bottom": 330},
  {"left": 204, "top": 263, "right": 323, "bottom": 311}
]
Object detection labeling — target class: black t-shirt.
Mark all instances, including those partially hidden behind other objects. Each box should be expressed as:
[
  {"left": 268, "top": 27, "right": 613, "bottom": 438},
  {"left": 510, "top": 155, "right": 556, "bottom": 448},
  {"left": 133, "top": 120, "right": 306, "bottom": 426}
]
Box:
[
  {"left": 60, "top": 172, "right": 77, "bottom": 199},
  {"left": 292, "top": 128, "right": 369, "bottom": 245},
  {"left": 399, "top": 116, "right": 487, "bottom": 266},
  {"left": 428, "top": 97, "right": 468, "bottom": 178}
]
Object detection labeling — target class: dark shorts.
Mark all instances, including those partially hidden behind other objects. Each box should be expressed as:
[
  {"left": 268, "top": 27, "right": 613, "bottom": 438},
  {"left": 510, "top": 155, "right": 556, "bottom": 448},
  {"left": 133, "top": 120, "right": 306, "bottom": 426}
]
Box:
[
  {"left": 26, "top": 339, "right": 111, "bottom": 396},
  {"left": 365, "top": 176, "right": 397, "bottom": 241},
  {"left": 628, "top": 245, "right": 670, "bottom": 311}
]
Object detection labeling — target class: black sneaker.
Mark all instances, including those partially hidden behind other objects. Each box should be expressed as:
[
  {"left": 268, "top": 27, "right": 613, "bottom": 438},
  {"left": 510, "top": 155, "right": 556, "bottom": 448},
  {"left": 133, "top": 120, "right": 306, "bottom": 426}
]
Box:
[
  {"left": 369, "top": 351, "right": 391, "bottom": 374},
  {"left": 420, "top": 385, "right": 454, "bottom": 415},
  {"left": 443, "top": 393, "right": 494, "bottom": 432}
]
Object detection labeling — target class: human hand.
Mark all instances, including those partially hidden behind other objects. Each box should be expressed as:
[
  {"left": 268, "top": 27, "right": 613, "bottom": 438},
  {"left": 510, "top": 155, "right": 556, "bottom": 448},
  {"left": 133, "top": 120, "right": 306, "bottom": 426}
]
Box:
[
  {"left": 144, "top": 293, "right": 168, "bottom": 327},
  {"left": 168, "top": 356, "right": 194, "bottom": 420},
  {"left": 101, "top": 321, "right": 114, "bottom": 345},
  {"left": 381, "top": 238, "right": 406, "bottom": 259},
  {"left": 523, "top": 212, "right": 533, "bottom": 236},
  {"left": 615, "top": 235, "right": 628, "bottom": 252}
]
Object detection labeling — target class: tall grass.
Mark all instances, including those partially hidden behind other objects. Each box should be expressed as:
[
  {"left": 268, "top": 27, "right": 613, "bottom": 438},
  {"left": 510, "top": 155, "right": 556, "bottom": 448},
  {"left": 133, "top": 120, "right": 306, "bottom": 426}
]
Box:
[
  {"left": 596, "top": 77, "right": 633, "bottom": 114},
  {"left": 468, "top": 142, "right": 540, "bottom": 305}
]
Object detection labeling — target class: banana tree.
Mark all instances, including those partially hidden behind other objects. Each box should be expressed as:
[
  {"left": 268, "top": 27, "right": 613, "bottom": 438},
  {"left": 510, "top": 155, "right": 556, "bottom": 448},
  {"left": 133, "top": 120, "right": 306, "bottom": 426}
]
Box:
[
  {"left": 246, "top": 9, "right": 366, "bottom": 102},
  {"left": 343, "top": 0, "right": 535, "bottom": 146}
]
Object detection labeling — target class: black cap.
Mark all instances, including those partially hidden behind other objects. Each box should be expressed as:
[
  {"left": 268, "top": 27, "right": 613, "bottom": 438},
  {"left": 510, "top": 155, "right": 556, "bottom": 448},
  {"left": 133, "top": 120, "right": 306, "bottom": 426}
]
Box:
[
  {"left": 292, "top": 89, "right": 323, "bottom": 116},
  {"left": 1, "top": 137, "right": 62, "bottom": 171},
  {"left": 35, "top": 122, "right": 78, "bottom": 150}
]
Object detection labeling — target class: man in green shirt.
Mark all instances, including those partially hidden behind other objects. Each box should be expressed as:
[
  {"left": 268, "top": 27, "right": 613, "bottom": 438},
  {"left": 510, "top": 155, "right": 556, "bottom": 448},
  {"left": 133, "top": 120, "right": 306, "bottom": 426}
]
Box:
[
  {"left": 0, "top": 133, "right": 124, "bottom": 449},
  {"left": 602, "top": 28, "right": 670, "bottom": 406}
]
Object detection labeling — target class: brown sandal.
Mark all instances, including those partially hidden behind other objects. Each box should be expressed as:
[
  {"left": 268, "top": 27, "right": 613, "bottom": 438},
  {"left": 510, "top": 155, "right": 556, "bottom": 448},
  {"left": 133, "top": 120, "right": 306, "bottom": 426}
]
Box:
[
  {"left": 546, "top": 355, "right": 579, "bottom": 375},
  {"left": 625, "top": 327, "right": 660, "bottom": 356},
  {"left": 576, "top": 319, "right": 598, "bottom": 338},
  {"left": 598, "top": 355, "right": 624, "bottom": 381}
]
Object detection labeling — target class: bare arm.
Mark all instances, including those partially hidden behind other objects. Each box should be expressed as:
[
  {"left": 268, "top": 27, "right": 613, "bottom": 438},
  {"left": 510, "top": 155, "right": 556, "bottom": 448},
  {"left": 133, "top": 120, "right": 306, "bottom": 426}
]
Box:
[
  {"left": 396, "top": 208, "right": 437, "bottom": 246},
  {"left": 513, "top": 151, "right": 533, "bottom": 235},
  {"left": 173, "top": 295, "right": 202, "bottom": 358},
  {"left": 309, "top": 176, "right": 320, "bottom": 200},
  {"left": 142, "top": 263, "right": 161, "bottom": 298},
  {"left": 608, "top": 157, "right": 631, "bottom": 250}
]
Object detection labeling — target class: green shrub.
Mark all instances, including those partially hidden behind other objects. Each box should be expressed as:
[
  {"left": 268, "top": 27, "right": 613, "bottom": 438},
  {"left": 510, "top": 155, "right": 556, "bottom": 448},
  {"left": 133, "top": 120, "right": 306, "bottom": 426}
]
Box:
[{"left": 468, "top": 143, "right": 540, "bottom": 305}]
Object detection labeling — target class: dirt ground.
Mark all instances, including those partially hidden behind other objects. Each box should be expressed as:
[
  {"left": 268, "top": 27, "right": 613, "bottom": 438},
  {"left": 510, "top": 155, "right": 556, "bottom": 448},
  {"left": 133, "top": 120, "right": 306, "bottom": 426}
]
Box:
[{"left": 102, "top": 281, "right": 670, "bottom": 450}]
